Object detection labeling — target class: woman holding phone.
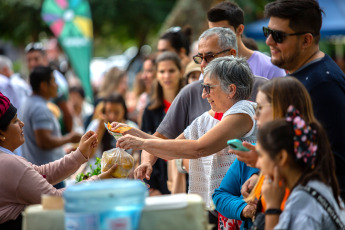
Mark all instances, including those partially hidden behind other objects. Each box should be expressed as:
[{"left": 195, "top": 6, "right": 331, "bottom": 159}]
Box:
[{"left": 212, "top": 77, "right": 318, "bottom": 229}]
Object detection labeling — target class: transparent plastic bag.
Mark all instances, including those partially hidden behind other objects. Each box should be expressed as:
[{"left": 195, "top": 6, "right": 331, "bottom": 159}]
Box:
[{"left": 101, "top": 148, "right": 134, "bottom": 178}]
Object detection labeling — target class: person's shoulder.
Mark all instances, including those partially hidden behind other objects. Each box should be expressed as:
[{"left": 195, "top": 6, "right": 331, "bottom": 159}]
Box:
[
  {"left": 300, "top": 54, "right": 345, "bottom": 87},
  {"left": 180, "top": 80, "right": 202, "bottom": 94},
  {"left": 0, "top": 152, "right": 28, "bottom": 169}
]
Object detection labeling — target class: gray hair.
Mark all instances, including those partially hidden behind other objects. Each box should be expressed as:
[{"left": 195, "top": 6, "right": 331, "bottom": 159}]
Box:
[
  {"left": 0, "top": 55, "right": 13, "bottom": 71},
  {"left": 198, "top": 27, "right": 238, "bottom": 54},
  {"left": 204, "top": 56, "right": 253, "bottom": 100}
]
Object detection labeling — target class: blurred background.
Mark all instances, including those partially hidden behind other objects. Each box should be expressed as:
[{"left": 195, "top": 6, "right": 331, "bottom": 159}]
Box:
[{"left": 0, "top": 0, "right": 344, "bottom": 100}]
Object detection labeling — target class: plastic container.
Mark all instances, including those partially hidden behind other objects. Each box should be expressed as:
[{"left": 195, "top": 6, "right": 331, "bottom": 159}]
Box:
[{"left": 64, "top": 179, "right": 147, "bottom": 230}]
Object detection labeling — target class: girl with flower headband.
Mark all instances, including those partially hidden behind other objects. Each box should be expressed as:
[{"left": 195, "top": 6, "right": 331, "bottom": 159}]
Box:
[{"left": 256, "top": 106, "right": 345, "bottom": 229}]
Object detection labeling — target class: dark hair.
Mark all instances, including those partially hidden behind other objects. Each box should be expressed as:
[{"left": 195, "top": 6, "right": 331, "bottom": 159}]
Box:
[
  {"left": 242, "top": 37, "right": 259, "bottom": 50},
  {"left": 102, "top": 93, "right": 128, "bottom": 120},
  {"left": 264, "top": 0, "right": 324, "bottom": 43},
  {"left": 101, "top": 93, "right": 128, "bottom": 152},
  {"left": 149, "top": 51, "right": 185, "bottom": 110},
  {"left": 69, "top": 86, "right": 85, "bottom": 99},
  {"left": 160, "top": 26, "right": 192, "bottom": 55},
  {"left": 207, "top": 1, "right": 244, "bottom": 30},
  {"left": 29, "top": 66, "right": 54, "bottom": 93},
  {"left": 258, "top": 119, "right": 341, "bottom": 207}
]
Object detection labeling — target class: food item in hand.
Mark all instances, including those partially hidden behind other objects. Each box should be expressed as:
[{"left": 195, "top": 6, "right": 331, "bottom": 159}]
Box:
[
  {"left": 101, "top": 148, "right": 134, "bottom": 178},
  {"left": 107, "top": 122, "right": 132, "bottom": 133}
]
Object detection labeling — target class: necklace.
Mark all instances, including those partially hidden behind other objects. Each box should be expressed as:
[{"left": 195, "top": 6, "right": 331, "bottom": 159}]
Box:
[{"left": 300, "top": 50, "right": 320, "bottom": 69}]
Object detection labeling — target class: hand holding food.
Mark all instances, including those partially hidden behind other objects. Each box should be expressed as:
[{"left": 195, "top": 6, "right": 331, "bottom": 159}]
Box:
[
  {"left": 116, "top": 135, "right": 144, "bottom": 150},
  {"left": 101, "top": 148, "right": 134, "bottom": 178}
]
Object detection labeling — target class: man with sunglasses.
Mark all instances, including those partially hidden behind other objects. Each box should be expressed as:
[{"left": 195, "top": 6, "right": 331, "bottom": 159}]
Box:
[
  {"left": 25, "top": 42, "right": 74, "bottom": 135},
  {"left": 207, "top": 1, "right": 286, "bottom": 80},
  {"left": 264, "top": 0, "right": 345, "bottom": 200}
]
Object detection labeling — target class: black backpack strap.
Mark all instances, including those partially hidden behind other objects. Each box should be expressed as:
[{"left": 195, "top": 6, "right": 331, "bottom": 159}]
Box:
[{"left": 299, "top": 185, "right": 345, "bottom": 230}]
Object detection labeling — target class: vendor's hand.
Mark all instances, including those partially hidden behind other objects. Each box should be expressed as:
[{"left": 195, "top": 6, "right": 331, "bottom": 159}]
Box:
[
  {"left": 241, "top": 202, "right": 257, "bottom": 219},
  {"left": 134, "top": 162, "right": 153, "bottom": 180},
  {"left": 262, "top": 166, "right": 286, "bottom": 209},
  {"left": 230, "top": 142, "right": 258, "bottom": 167},
  {"left": 99, "top": 164, "right": 118, "bottom": 179},
  {"left": 116, "top": 134, "right": 144, "bottom": 150},
  {"left": 79, "top": 131, "right": 98, "bottom": 158},
  {"left": 241, "top": 174, "right": 259, "bottom": 199},
  {"left": 68, "top": 131, "right": 83, "bottom": 143},
  {"left": 110, "top": 122, "right": 134, "bottom": 135}
]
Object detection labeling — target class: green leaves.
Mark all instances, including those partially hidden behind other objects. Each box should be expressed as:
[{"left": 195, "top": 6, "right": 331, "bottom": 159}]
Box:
[{"left": 75, "top": 157, "right": 102, "bottom": 182}]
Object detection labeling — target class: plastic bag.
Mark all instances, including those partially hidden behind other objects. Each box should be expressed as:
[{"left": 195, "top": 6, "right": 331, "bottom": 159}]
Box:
[{"left": 101, "top": 148, "right": 134, "bottom": 178}]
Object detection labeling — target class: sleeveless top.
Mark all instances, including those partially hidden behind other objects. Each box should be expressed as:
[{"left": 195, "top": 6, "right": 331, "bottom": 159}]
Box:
[{"left": 184, "top": 100, "right": 257, "bottom": 208}]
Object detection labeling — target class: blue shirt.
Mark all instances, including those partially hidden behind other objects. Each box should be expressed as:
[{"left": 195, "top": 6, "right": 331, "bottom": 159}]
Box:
[
  {"left": 290, "top": 54, "right": 345, "bottom": 198},
  {"left": 212, "top": 159, "right": 259, "bottom": 230}
]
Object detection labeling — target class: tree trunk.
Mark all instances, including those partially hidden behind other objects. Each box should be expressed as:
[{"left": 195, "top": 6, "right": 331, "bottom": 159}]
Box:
[{"left": 157, "top": 0, "right": 223, "bottom": 45}]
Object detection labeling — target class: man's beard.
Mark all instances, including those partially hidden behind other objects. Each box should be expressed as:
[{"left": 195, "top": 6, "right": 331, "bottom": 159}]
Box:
[{"left": 271, "top": 46, "right": 301, "bottom": 73}]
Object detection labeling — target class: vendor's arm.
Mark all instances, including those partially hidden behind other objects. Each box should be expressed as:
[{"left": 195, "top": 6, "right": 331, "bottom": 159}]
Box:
[
  {"left": 118, "top": 113, "right": 252, "bottom": 159},
  {"left": 212, "top": 159, "right": 259, "bottom": 220}
]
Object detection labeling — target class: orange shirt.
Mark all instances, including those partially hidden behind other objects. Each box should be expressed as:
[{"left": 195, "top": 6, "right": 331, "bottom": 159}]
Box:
[{"left": 254, "top": 174, "right": 290, "bottom": 211}]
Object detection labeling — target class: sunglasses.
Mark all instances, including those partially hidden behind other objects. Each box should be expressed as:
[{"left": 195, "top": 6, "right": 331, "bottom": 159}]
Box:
[
  {"left": 193, "top": 49, "right": 230, "bottom": 64},
  {"left": 201, "top": 83, "right": 219, "bottom": 94},
  {"left": 25, "top": 42, "right": 45, "bottom": 53},
  {"left": 262, "top": 27, "right": 310, "bottom": 43}
]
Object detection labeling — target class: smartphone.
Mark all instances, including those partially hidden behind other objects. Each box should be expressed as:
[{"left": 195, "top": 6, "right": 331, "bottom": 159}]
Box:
[{"left": 227, "top": 139, "right": 250, "bottom": 152}]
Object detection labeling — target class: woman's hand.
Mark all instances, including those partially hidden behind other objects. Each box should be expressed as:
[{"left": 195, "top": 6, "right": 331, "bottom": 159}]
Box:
[
  {"left": 79, "top": 131, "right": 98, "bottom": 158},
  {"left": 98, "top": 164, "right": 118, "bottom": 179},
  {"left": 134, "top": 162, "right": 153, "bottom": 180},
  {"left": 241, "top": 174, "right": 259, "bottom": 199},
  {"left": 262, "top": 166, "right": 286, "bottom": 209},
  {"left": 230, "top": 141, "right": 258, "bottom": 167},
  {"left": 241, "top": 202, "right": 257, "bottom": 219},
  {"left": 116, "top": 134, "right": 144, "bottom": 150},
  {"left": 110, "top": 122, "right": 134, "bottom": 135}
]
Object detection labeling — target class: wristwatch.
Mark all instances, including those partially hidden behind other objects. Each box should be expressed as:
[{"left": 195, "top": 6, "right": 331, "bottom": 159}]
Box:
[{"left": 175, "top": 159, "right": 188, "bottom": 174}]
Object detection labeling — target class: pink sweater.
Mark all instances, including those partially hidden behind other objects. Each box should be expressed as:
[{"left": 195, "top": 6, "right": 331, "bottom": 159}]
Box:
[{"left": 0, "top": 149, "right": 99, "bottom": 223}]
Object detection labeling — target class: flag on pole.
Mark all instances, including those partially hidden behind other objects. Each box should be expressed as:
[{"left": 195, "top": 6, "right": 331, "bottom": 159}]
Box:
[{"left": 42, "top": 0, "right": 93, "bottom": 101}]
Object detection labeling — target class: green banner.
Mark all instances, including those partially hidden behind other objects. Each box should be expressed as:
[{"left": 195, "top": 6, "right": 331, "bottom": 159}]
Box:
[{"left": 42, "top": 0, "right": 93, "bottom": 102}]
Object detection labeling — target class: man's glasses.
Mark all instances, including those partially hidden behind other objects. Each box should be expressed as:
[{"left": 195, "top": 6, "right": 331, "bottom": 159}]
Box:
[
  {"left": 201, "top": 83, "right": 219, "bottom": 94},
  {"left": 193, "top": 49, "right": 230, "bottom": 64},
  {"left": 25, "top": 42, "right": 45, "bottom": 53},
  {"left": 263, "top": 27, "right": 311, "bottom": 44}
]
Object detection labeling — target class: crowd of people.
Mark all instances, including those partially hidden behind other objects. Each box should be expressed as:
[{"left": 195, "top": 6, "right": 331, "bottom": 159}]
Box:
[{"left": 1, "top": 0, "right": 345, "bottom": 229}]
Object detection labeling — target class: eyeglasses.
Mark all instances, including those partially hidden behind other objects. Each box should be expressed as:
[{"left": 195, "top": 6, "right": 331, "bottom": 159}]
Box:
[
  {"left": 255, "top": 103, "right": 271, "bottom": 116},
  {"left": 201, "top": 83, "right": 219, "bottom": 94},
  {"left": 193, "top": 49, "right": 231, "bottom": 64},
  {"left": 262, "top": 27, "right": 311, "bottom": 44},
  {"left": 25, "top": 42, "right": 45, "bottom": 53}
]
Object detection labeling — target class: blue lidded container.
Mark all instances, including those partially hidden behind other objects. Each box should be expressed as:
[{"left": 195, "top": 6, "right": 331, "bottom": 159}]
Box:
[{"left": 64, "top": 179, "right": 147, "bottom": 230}]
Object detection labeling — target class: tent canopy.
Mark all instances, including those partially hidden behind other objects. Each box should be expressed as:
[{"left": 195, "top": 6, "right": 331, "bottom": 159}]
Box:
[{"left": 245, "top": 0, "right": 345, "bottom": 40}]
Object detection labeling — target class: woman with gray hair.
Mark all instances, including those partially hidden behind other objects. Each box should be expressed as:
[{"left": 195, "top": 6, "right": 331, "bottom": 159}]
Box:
[{"left": 113, "top": 56, "right": 257, "bottom": 207}]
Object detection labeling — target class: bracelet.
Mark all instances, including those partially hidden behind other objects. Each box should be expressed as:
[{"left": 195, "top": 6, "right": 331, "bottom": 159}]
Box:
[
  {"left": 175, "top": 159, "right": 188, "bottom": 174},
  {"left": 265, "top": 209, "right": 282, "bottom": 215}
]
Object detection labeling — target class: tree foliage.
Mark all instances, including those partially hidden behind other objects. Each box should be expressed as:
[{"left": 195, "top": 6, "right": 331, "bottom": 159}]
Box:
[{"left": 0, "top": 0, "right": 274, "bottom": 55}]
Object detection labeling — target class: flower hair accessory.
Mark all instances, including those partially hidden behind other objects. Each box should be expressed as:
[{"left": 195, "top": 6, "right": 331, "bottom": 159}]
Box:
[{"left": 285, "top": 105, "right": 318, "bottom": 168}]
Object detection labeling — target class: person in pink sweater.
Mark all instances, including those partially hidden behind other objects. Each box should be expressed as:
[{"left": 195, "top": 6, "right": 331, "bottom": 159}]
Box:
[{"left": 0, "top": 92, "right": 117, "bottom": 229}]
